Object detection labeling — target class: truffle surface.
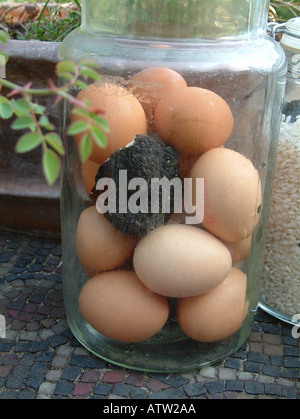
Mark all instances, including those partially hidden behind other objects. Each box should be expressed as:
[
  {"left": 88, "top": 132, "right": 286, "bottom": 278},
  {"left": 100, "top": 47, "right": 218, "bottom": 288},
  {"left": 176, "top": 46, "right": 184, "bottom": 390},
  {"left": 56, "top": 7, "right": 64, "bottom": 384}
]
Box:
[{"left": 91, "top": 135, "right": 182, "bottom": 235}]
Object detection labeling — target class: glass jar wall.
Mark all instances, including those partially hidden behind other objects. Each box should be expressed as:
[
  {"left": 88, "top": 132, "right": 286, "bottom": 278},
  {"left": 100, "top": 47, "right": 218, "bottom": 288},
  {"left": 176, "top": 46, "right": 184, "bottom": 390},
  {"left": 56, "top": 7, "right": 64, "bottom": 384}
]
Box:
[
  {"left": 59, "top": 0, "right": 286, "bottom": 372},
  {"left": 260, "top": 18, "right": 300, "bottom": 327}
]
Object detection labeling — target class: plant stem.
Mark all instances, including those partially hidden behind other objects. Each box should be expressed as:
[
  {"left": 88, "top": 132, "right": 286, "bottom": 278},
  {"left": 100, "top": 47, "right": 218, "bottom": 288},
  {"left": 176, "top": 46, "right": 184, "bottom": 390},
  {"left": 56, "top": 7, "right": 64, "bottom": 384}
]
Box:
[
  {"left": 0, "top": 69, "right": 82, "bottom": 106},
  {"left": 0, "top": 77, "right": 52, "bottom": 95}
]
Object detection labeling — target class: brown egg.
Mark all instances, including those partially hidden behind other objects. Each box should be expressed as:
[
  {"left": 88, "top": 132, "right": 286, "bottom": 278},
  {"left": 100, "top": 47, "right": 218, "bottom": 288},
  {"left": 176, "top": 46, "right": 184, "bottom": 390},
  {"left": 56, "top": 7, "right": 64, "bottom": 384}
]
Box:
[
  {"left": 223, "top": 235, "right": 253, "bottom": 264},
  {"left": 177, "top": 267, "right": 248, "bottom": 343},
  {"left": 81, "top": 159, "right": 100, "bottom": 198},
  {"left": 154, "top": 87, "right": 234, "bottom": 155},
  {"left": 178, "top": 153, "right": 200, "bottom": 179},
  {"left": 127, "top": 67, "right": 187, "bottom": 131},
  {"left": 73, "top": 83, "right": 147, "bottom": 165},
  {"left": 190, "top": 148, "right": 262, "bottom": 242},
  {"left": 133, "top": 224, "right": 232, "bottom": 298},
  {"left": 76, "top": 206, "right": 136, "bottom": 273},
  {"left": 79, "top": 271, "right": 169, "bottom": 343}
]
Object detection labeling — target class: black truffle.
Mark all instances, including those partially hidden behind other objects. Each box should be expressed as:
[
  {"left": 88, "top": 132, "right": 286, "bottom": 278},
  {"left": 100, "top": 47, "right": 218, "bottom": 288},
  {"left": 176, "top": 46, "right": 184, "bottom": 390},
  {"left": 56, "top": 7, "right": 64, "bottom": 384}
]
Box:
[{"left": 91, "top": 135, "right": 182, "bottom": 235}]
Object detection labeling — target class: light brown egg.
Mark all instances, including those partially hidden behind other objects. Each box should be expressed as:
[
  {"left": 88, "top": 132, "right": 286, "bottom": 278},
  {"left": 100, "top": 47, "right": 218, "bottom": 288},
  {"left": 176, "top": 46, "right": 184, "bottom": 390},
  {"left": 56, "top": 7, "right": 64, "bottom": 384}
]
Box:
[
  {"left": 73, "top": 83, "right": 147, "bottom": 165},
  {"left": 81, "top": 159, "right": 100, "bottom": 198},
  {"left": 223, "top": 235, "right": 253, "bottom": 264},
  {"left": 75, "top": 206, "right": 136, "bottom": 273},
  {"left": 79, "top": 271, "right": 169, "bottom": 343},
  {"left": 177, "top": 267, "right": 248, "bottom": 343},
  {"left": 154, "top": 87, "right": 234, "bottom": 155},
  {"left": 190, "top": 148, "right": 262, "bottom": 242},
  {"left": 133, "top": 224, "right": 232, "bottom": 298},
  {"left": 127, "top": 67, "right": 187, "bottom": 131},
  {"left": 178, "top": 153, "right": 200, "bottom": 179}
]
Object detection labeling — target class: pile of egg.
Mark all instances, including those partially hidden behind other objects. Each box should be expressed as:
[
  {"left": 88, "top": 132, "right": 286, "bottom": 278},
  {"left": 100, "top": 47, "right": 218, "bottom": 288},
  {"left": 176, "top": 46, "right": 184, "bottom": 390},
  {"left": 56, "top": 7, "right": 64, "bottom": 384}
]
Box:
[{"left": 73, "top": 68, "right": 262, "bottom": 344}]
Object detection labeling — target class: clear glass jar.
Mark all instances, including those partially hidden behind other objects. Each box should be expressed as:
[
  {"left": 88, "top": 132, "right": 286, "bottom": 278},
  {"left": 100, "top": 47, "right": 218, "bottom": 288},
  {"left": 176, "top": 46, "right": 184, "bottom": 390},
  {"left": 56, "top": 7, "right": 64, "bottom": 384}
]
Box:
[
  {"left": 59, "top": 0, "right": 286, "bottom": 372},
  {"left": 260, "top": 18, "right": 300, "bottom": 327}
]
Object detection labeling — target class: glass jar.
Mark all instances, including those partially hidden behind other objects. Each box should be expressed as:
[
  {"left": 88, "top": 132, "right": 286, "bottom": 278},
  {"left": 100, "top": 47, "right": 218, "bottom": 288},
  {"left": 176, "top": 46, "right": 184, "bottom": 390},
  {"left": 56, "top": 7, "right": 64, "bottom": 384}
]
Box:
[
  {"left": 59, "top": 0, "right": 286, "bottom": 372},
  {"left": 260, "top": 18, "right": 300, "bottom": 327}
]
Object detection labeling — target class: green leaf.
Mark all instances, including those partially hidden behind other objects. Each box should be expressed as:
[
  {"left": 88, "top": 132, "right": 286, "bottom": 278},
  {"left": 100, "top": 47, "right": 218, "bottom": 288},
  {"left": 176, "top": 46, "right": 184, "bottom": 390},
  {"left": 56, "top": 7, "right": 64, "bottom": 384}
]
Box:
[
  {"left": 0, "top": 53, "right": 7, "bottom": 67},
  {"left": 75, "top": 80, "right": 89, "bottom": 90},
  {"left": 43, "top": 148, "right": 61, "bottom": 186},
  {"left": 39, "top": 115, "right": 55, "bottom": 131},
  {"left": 31, "top": 103, "right": 46, "bottom": 115},
  {"left": 71, "top": 108, "right": 90, "bottom": 118},
  {"left": 12, "top": 98, "right": 31, "bottom": 115},
  {"left": 91, "top": 114, "right": 110, "bottom": 133},
  {"left": 79, "top": 133, "right": 92, "bottom": 162},
  {"left": 45, "top": 133, "right": 65, "bottom": 156},
  {"left": 0, "top": 30, "right": 8, "bottom": 44},
  {"left": 79, "top": 68, "right": 100, "bottom": 81},
  {"left": 11, "top": 116, "right": 35, "bottom": 131},
  {"left": 91, "top": 125, "right": 107, "bottom": 148},
  {"left": 67, "top": 120, "right": 89, "bottom": 135},
  {"left": 56, "top": 60, "right": 77, "bottom": 74},
  {"left": 78, "top": 59, "right": 99, "bottom": 69},
  {"left": 58, "top": 72, "right": 74, "bottom": 81},
  {"left": 15, "top": 132, "right": 43, "bottom": 153},
  {"left": 0, "top": 97, "right": 13, "bottom": 119}
]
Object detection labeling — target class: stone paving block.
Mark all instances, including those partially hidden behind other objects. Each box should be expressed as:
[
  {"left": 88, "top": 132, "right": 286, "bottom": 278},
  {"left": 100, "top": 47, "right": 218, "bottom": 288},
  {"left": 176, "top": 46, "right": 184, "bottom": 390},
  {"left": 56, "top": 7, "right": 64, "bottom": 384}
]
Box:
[
  {"left": 31, "top": 363, "right": 47, "bottom": 375},
  {"left": 69, "top": 354, "right": 89, "bottom": 368},
  {"left": 102, "top": 371, "right": 125, "bottom": 384},
  {"left": 73, "top": 383, "right": 94, "bottom": 397},
  {"left": 131, "top": 387, "right": 148, "bottom": 399},
  {"left": 0, "top": 366, "right": 11, "bottom": 378},
  {"left": 264, "top": 384, "right": 282, "bottom": 397},
  {"left": 262, "top": 365, "right": 281, "bottom": 377},
  {"left": 218, "top": 367, "right": 237, "bottom": 381},
  {"left": 39, "top": 382, "right": 56, "bottom": 396},
  {"left": 93, "top": 383, "right": 111, "bottom": 397},
  {"left": 0, "top": 231, "right": 299, "bottom": 400},
  {"left": 244, "top": 381, "right": 265, "bottom": 395},
  {"left": 204, "top": 381, "right": 226, "bottom": 395},
  {"left": 125, "top": 373, "right": 145, "bottom": 387},
  {"left": 81, "top": 370, "right": 101, "bottom": 383},
  {"left": 146, "top": 378, "right": 171, "bottom": 392},
  {"left": 18, "top": 390, "right": 35, "bottom": 399},
  {"left": 183, "top": 382, "right": 206, "bottom": 397},
  {"left": 61, "top": 366, "right": 81, "bottom": 382},
  {"left": 26, "top": 374, "right": 44, "bottom": 389},
  {"left": 112, "top": 383, "right": 131, "bottom": 398},
  {"left": 282, "top": 386, "right": 300, "bottom": 399},
  {"left": 244, "top": 361, "right": 261, "bottom": 374},
  {"left": 225, "top": 380, "right": 243, "bottom": 392}
]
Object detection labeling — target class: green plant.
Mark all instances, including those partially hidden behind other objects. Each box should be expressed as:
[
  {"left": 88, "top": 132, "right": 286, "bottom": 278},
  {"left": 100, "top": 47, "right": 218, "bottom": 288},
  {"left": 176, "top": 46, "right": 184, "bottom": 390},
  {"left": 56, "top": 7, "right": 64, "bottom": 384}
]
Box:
[
  {"left": 0, "top": 29, "right": 109, "bottom": 185},
  {"left": 0, "top": 0, "right": 81, "bottom": 42},
  {"left": 270, "top": 1, "right": 300, "bottom": 22},
  {"left": 24, "top": 0, "right": 81, "bottom": 42}
]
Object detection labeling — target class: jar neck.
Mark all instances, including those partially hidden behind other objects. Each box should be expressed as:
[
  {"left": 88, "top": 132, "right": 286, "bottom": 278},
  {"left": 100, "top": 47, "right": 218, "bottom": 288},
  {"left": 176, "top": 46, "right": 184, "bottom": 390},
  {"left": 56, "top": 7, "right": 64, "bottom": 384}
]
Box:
[{"left": 81, "top": 0, "right": 270, "bottom": 40}]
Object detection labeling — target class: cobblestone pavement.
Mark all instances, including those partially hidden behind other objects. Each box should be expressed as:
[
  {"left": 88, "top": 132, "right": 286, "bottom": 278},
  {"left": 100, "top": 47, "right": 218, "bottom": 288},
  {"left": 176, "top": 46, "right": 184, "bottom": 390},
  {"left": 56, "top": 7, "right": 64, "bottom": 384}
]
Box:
[{"left": 0, "top": 230, "right": 299, "bottom": 399}]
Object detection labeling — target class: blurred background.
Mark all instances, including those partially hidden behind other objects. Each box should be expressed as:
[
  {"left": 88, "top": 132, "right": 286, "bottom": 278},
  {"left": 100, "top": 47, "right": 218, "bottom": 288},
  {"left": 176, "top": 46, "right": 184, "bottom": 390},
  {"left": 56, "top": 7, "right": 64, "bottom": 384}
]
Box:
[{"left": 0, "top": 1, "right": 299, "bottom": 42}]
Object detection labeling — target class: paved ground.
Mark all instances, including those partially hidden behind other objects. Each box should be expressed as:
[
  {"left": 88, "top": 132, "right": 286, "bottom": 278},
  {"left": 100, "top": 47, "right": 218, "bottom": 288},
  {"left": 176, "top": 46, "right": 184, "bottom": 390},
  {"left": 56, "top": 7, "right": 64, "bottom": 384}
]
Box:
[{"left": 0, "top": 229, "right": 299, "bottom": 399}]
